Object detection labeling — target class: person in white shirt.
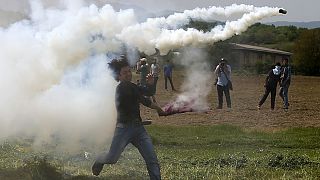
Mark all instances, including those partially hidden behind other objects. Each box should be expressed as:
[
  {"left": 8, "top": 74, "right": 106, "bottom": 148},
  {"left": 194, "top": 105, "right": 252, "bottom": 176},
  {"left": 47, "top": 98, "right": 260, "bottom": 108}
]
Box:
[
  {"left": 214, "top": 58, "right": 232, "bottom": 109},
  {"left": 151, "top": 59, "right": 160, "bottom": 92}
]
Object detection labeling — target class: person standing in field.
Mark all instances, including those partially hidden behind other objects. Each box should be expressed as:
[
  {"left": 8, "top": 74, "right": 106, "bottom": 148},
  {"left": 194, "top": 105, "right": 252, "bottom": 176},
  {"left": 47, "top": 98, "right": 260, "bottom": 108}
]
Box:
[
  {"left": 214, "top": 58, "right": 232, "bottom": 109},
  {"left": 136, "top": 58, "right": 142, "bottom": 74},
  {"left": 139, "top": 58, "right": 149, "bottom": 86},
  {"left": 163, "top": 60, "right": 176, "bottom": 91},
  {"left": 92, "top": 58, "right": 166, "bottom": 180},
  {"left": 257, "top": 63, "right": 282, "bottom": 110},
  {"left": 151, "top": 58, "right": 160, "bottom": 92},
  {"left": 279, "top": 57, "right": 291, "bottom": 110},
  {"left": 150, "top": 58, "right": 161, "bottom": 102}
]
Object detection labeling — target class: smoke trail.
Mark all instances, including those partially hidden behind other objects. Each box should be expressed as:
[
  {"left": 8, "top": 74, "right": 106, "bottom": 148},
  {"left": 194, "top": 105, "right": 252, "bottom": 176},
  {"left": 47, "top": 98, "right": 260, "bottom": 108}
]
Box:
[
  {"left": 0, "top": 1, "right": 285, "bottom": 151},
  {"left": 118, "top": 4, "right": 285, "bottom": 55}
]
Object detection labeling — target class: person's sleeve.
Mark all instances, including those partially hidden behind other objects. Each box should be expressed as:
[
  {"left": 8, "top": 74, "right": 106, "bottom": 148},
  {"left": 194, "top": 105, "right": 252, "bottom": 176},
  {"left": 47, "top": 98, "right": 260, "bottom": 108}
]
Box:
[
  {"left": 227, "top": 65, "right": 232, "bottom": 73},
  {"left": 138, "top": 84, "right": 155, "bottom": 97},
  {"left": 138, "top": 87, "right": 152, "bottom": 107},
  {"left": 265, "top": 71, "right": 271, "bottom": 85},
  {"left": 214, "top": 65, "right": 219, "bottom": 76},
  {"left": 227, "top": 65, "right": 232, "bottom": 79},
  {"left": 284, "top": 67, "right": 291, "bottom": 83}
]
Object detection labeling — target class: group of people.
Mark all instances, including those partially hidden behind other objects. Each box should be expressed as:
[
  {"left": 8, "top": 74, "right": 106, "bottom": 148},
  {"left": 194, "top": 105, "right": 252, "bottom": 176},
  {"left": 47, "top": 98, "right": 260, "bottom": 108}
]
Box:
[
  {"left": 258, "top": 57, "right": 291, "bottom": 110},
  {"left": 212, "top": 57, "right": 291, "bottom": 110},
  {"left": 92, "top": 56, "right": 291, "bottom": 179},
  {"left": 136, "top": 58, "right": 176, "bottom": 92}
]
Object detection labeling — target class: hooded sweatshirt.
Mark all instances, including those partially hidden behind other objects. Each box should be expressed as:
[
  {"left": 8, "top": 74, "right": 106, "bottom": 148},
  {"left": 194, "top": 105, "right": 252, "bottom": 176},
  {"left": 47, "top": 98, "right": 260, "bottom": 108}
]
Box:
[{"left": 266, "top": 65, "right": 281, "bottom": 88}]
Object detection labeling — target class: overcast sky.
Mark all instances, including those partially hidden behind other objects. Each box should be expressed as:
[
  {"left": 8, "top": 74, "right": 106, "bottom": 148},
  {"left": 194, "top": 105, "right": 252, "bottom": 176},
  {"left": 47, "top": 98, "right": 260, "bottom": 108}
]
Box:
[{"left": 0, "top": 0, "right": 319, "bottom": 22}]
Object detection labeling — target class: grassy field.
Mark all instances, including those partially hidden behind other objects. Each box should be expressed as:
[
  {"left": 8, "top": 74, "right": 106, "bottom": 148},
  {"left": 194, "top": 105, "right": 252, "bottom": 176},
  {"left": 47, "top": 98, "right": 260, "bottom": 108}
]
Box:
[
  {"left": 1, "top": 73, "right": 320, "bottom": 179},
  {"left": 1, "top": 125, "right": 320, "bottom": 179}
]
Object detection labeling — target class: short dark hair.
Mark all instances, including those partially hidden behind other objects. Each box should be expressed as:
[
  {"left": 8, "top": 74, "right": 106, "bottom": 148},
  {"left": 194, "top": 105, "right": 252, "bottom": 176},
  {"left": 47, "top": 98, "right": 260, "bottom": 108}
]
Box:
[
  {"left": 108, "top": 58, "right": 129, "bottom": 81},
  {"left": 275, "top": 62, "right": 281, "bottom": 66}
]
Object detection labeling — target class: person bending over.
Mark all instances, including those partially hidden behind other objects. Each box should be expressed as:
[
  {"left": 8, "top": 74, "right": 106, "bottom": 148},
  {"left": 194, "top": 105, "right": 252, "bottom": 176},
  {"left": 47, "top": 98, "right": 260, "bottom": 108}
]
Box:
[{"left": 257, "top": 63, "right": 281, "bottom": 110}]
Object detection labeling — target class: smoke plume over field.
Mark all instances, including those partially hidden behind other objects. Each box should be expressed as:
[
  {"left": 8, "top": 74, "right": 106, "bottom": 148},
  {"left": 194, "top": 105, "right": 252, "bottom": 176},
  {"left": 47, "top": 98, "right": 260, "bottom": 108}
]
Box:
[{"left": 0, "top": 0, "right": 285, "bottom": 151}]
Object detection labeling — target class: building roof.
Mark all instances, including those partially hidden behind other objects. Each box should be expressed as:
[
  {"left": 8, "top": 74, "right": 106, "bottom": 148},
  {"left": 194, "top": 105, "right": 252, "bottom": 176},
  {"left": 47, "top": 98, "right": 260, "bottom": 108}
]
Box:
[{"left": 231, "top": 43, "right": 293, "bottom": 56}]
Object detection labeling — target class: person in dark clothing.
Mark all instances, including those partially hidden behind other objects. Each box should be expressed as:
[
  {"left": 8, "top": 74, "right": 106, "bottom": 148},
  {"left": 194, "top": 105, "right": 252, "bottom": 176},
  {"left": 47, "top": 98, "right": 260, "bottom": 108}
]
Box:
[
  {"left": 163, "top": 60, "right": 175, "bottom": 91},
  {"left": 92, "top": 58, "right": 166, "bottom": 180},
  {"left": 257, "top": 63, "right": 282, "bottom": 110},
  {"left": 279, "top": 58, "right": 291, "bottom": 110}
]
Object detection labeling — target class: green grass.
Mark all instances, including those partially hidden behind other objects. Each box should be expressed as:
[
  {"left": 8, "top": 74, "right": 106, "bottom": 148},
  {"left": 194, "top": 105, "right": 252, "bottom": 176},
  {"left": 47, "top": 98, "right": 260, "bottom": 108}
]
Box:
[{"left": 1, "top": 125, "right": 320, "bottom": 179}]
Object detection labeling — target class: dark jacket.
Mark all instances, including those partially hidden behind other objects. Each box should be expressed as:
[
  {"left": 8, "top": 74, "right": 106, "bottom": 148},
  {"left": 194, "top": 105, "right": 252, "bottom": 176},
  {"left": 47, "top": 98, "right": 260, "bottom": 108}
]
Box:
[
  {"left": 265, "top": 69, "right": 281, "bottom": 89},
  {"left": 280, "top": 65, "right": 291, "bottom": 86},
  {"left": 115, "top": 81, "right": 152, "bottom": 124}
]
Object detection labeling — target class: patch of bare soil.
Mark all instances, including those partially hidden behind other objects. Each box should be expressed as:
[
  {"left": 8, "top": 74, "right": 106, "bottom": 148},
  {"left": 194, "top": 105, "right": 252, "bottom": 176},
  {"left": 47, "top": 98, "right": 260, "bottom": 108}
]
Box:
[{"left": 137, "top": 71, "right": 320, "bottom": 130}]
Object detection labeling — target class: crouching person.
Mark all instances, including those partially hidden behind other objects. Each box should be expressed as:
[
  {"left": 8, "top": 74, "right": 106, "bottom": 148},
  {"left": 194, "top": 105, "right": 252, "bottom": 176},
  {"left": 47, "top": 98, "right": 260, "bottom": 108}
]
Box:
[{"left": 92, "top": 58, "right": 166, "bottom": 180}]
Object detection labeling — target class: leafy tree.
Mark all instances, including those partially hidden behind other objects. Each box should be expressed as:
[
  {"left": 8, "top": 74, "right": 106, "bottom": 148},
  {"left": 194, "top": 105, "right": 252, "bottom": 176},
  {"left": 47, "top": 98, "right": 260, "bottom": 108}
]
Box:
[
  {"left": 293, "top": 28, "right": 320, "bottom": 75},
  {"left": 184, "top": 19, "right": 223, "bottom": 32}
]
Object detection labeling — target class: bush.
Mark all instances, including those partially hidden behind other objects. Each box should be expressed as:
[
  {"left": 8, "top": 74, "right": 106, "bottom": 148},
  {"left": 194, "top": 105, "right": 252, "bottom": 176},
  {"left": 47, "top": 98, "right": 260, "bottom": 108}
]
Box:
[{"left": 23, "top": 156, "right": 63, "bottom": 180}]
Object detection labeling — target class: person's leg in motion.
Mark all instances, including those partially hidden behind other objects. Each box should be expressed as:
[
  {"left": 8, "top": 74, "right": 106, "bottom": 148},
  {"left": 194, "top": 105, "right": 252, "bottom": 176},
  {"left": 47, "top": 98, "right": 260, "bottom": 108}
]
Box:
[
  {"left": 270, "top": 88, "right": 276, "bottom": 110},
  {"left": 92, "top": 127, "right": 131, "bottom": 176},
  {"left": 279, "top": 87, "right": 284, "bottom": 102},
  {"left": 258, "top": 87, "right": 271, "bottom": 109},
  {"left": 132, "top": 127, "right": 161, "bottom": 180}
]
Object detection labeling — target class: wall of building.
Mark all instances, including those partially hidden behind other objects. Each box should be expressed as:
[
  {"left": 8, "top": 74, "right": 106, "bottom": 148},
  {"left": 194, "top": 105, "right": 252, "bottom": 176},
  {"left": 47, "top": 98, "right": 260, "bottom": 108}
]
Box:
[{"left": 231, "top": 49, "right": 290, "bottom": 69}]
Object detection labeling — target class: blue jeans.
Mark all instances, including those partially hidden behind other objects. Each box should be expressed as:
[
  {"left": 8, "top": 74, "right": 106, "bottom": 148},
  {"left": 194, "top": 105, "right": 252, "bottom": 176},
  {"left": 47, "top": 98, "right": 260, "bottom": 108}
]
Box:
[
  {"left": 279, "top": 84, "right": 290, "bottom": 108},
  {"left": 95, "top": 125, "right": 161, "bottom": 180}
]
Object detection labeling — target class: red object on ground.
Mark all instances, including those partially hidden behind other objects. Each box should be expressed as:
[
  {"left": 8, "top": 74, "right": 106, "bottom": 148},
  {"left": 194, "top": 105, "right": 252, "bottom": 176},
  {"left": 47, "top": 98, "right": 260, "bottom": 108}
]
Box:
[{"left": 162, "top": 98, "right": 209, "bottom": 115}]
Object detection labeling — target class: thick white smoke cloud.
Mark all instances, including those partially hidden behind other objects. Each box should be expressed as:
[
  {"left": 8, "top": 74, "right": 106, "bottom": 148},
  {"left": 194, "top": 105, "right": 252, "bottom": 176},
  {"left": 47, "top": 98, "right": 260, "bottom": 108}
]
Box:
[
  {"left": 0, "top": 1, "right": 136, "bottom": 151},
  {"left": 0, "top": 0, "right": 285, "bottom": 151},
  {"left": 169, "top": 48, "right": 212, "bottom": 112}
]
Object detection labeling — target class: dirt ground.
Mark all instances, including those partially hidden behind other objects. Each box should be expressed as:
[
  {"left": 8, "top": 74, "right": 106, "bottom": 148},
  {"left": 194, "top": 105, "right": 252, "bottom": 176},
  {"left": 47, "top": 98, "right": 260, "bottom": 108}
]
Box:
[{"left": 136, "top": 71, "right": 320, "bottom": 131}]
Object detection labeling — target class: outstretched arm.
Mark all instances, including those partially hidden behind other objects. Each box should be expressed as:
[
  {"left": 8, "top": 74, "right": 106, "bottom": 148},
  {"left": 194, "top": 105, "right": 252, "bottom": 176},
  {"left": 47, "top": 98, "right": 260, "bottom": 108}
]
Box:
[
  {"left": 264, "top": 71, "right": 271, "bottom": 87},
  {"left": 149, "top": 102, "right": 167, "bottom": 116}
]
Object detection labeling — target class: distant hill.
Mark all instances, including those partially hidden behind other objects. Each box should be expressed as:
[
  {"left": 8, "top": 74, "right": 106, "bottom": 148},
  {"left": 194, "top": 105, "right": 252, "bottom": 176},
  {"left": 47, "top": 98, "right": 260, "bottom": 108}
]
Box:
[
  {"left": 0, "top": 10, "right": 26, "bottom": 27},
  {"left": 153, "top": 10, "right": 179, "bottom": 18},
  {"left": 266, "top": 21, "right": 320, "bottom": 29},
  {"left": 91, "top": 1, "right": 156, "bottom": 22}
]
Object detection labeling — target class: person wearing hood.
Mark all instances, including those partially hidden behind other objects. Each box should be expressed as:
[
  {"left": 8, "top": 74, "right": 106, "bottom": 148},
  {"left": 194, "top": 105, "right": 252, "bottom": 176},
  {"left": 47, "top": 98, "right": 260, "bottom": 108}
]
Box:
[{"left": 257, "top": 63, "right": 282, "bottom": 110}]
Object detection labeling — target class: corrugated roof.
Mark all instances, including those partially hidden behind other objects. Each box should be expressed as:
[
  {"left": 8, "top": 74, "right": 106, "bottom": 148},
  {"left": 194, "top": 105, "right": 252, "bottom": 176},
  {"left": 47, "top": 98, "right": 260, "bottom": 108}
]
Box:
[{"left": 231, "top": 43, "right": 293, "bottom": 56}]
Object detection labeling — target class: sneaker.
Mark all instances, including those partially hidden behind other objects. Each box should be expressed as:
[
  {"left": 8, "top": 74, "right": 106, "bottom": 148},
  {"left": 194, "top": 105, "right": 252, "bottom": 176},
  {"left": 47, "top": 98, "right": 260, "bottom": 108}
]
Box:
[
  {"left": 257, "top": 105, "right": 261, "bottom": 110},
  {"left": 92, "top": 162, "right": 104, "bottom": 176}
]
